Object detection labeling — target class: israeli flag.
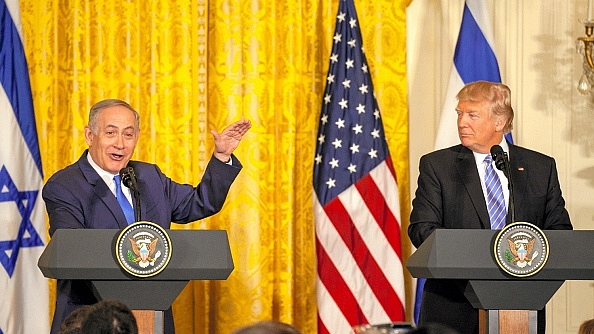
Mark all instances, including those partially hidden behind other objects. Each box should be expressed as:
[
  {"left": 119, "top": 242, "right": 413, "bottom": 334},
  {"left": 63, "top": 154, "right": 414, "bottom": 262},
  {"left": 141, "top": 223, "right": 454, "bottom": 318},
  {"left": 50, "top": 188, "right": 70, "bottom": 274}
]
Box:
[
  {"left": 434, "top": 0, "right": 507, "bottom": 151},
  {"left": 0, "top": 0, "right": 50, "bottom": 333}
]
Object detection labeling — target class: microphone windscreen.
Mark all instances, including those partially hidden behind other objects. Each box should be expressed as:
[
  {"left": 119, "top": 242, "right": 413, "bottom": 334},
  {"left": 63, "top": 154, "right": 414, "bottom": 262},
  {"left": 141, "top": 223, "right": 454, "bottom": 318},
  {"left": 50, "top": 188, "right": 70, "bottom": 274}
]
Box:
[
  {"left": 119, "top": 167, "right": 134, "bottom": 188},
  {"left": 490, "top": 145, "right": 504, "bottom": 157},
  {"left": 490, "top": 145, "right": 506, "bottom": 171}
]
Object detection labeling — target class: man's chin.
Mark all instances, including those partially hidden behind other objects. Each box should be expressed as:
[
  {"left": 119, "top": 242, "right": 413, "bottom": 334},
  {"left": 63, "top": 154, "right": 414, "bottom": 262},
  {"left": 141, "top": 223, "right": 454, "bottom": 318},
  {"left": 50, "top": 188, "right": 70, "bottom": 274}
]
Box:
[
  {"left": 107, "top": 164, "right": 128, "bottom": 174},
  {"left": 459, "top": 138, "right": 475, "bottom": 150}
]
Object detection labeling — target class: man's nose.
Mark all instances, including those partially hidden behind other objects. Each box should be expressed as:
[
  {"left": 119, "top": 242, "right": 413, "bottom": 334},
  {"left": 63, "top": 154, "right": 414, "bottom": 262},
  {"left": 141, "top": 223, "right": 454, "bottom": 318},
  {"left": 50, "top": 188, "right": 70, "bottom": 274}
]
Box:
[
  {"left": 457, "top": 115, "right": 468, "bottom": 127},
  {"left": 114, "top": 134, "right": 125, "bottom": 148}
]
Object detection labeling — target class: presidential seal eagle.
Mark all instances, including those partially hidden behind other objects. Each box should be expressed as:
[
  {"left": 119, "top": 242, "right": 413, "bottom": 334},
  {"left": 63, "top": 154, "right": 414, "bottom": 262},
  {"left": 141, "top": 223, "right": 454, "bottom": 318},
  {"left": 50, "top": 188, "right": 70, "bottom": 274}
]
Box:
[
  {"left": 506, "top": 237, "right": 538, "bottom": 268},
  {"left": 129, "top": 237, "right": 161, "bottom": 268}
]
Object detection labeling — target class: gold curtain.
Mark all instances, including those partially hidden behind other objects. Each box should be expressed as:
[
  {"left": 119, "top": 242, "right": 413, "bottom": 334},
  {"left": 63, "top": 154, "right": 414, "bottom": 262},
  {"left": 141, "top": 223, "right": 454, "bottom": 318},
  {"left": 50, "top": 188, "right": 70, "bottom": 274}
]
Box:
[{"left": 20, "top": 0, "right": 412, "bottom": 332}]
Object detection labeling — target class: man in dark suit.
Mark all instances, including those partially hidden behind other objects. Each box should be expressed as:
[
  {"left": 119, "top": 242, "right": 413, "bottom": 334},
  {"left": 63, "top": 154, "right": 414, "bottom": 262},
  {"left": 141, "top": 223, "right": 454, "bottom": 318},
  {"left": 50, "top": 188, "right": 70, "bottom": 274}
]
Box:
[
  {"left": 42, "top": 99, "right": 251, "bottom": 334},
  {"left": 408, "top": 81, "right": 572, "bottom": 334}
]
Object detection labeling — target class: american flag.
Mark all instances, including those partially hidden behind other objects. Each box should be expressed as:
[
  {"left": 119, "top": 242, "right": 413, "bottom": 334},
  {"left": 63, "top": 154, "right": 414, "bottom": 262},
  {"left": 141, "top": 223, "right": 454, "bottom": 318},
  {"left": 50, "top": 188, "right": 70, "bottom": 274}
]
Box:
[{"left": 313, "top": 0, "right": 405, "bottom": 333}]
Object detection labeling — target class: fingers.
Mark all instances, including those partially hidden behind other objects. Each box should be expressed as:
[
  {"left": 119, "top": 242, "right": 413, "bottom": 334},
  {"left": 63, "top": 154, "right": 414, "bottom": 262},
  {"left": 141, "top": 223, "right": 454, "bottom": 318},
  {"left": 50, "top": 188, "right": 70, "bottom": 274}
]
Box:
[
  {"left": 228, "top": 119, "right": 252, "bottom": 136},
  {"left": 219, "top": 119, "right": 252, "bottom": 138}
]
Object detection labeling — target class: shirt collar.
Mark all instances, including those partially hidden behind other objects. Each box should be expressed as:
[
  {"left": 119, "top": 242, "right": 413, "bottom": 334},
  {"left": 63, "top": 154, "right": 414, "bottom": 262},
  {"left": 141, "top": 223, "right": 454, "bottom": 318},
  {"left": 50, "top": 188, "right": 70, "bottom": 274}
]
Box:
[
  {"left": 86, "top": 152, "right": 118, "bottom": 187},
  {"left": 472, "top": 137, "right": 510, "bottom": 166}
]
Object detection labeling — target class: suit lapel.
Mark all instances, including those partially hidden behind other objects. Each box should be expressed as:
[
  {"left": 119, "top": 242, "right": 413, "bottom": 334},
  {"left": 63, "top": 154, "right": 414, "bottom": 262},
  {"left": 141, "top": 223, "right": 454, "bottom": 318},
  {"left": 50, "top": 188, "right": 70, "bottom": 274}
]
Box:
[
  {"left": 455, "top": 147, "right": 490, "bottom": 229},
  {"left": 128, "top": 164, "right": 158, "bottom": 223},
  {"left": 507, "top": 145, "right": 527, "bottom": 223},
  {"left": 77, "top": 151, "right": 130, "bottom": 229}
]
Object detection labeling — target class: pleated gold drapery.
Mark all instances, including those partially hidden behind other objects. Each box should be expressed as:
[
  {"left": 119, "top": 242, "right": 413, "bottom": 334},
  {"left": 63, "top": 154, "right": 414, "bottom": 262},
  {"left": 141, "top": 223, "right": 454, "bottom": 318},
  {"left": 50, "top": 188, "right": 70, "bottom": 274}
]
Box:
[{"left": 20, "top": 0, "right": 412, "bottom": 332}]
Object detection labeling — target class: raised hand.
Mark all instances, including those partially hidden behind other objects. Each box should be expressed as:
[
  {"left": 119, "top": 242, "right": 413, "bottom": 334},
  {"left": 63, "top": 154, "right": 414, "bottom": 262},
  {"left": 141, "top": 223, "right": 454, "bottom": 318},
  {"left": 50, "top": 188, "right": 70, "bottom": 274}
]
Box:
[{"left": 211, "top": 119, "right": 252, "bottom": 162}]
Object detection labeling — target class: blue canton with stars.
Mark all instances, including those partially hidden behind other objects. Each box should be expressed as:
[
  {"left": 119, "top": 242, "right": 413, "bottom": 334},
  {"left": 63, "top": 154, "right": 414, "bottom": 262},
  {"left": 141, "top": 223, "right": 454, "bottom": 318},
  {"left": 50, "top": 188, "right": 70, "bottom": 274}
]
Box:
[
  {"left": 313, "top": 0, "right": 391, "bottom": 206},
  {"left": 0, "top": 165, "right": 44, "bottom": 277}
]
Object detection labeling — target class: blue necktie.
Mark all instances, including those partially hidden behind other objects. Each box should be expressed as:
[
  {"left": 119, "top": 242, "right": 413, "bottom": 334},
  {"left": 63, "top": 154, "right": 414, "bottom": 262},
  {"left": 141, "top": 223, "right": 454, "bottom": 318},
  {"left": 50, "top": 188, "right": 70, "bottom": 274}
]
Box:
[
  {"left": 114, "top": 175, "right": 135, "bottom": 224},
  {"left": 484, "top": 155, "right": 506, "bottom": 230}
]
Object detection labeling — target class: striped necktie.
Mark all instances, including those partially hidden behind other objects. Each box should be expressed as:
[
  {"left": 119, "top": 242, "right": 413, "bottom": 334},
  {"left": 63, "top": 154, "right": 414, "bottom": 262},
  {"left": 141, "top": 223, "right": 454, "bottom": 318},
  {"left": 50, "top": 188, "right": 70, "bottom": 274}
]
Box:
[
  {"left": 484, "top": 155, "right": 506, "bottom": 230},
  {"left": 114, "top": 175, "right": 135, "bottom": 224}
]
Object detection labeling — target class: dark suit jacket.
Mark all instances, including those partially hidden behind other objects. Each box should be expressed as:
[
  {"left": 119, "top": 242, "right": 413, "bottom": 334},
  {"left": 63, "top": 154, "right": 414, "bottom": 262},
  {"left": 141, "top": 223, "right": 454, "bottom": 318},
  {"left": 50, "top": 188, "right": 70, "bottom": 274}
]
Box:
[
  {"left": 43, "top": 150, "right": 242, "bottom": 334},
  {"left": 408, "top": 143, "right": 572, "bottom": 334}
]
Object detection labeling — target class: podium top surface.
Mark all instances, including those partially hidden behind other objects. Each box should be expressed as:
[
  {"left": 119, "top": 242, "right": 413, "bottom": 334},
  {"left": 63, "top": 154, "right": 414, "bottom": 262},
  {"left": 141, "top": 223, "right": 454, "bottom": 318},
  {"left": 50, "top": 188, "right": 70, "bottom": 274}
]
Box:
[
  {"left": 38, "top": 229, "right": 234, "bottom": 281},
  {"left": 406, "top": 229, "right": 594, "bottom": 280}
]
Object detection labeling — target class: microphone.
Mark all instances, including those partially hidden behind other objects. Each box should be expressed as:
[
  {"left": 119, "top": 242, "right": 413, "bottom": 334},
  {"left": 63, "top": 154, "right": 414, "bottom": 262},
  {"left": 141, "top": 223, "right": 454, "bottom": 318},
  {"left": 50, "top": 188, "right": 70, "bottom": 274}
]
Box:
[
  {"left": 119, "top": 167, "right": 141, "bottom": 222},
  {"left": 119, "top": 167, "right": 136, "bottom": 189},
  {"left": 490, "top": 145, "right": 507, "bottom": 175},
  {"left": 490, "top": 145, "right": 515, "bottom": 224}
]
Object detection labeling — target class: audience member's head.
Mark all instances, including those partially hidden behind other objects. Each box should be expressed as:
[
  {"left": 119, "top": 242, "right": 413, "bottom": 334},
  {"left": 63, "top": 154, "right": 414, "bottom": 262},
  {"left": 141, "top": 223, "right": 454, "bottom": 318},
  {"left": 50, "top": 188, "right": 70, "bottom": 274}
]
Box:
[
  {"left": 579, "top": 319, "right": 594, "bottom": 334},
  {"left": 353, "top": 323, "right": 415, "bottom": 334},
  {"left": 411, "top": 323, "right": 460, "bottom": 334},
  {"left": 80, "top": 300, "right": 138, "bottom": 334},
  {"left": 59, "top": 304, "right": 94, "bottom": 334},
  {"left": 232, "top": 320, "right": 301, "bottom": 334}
]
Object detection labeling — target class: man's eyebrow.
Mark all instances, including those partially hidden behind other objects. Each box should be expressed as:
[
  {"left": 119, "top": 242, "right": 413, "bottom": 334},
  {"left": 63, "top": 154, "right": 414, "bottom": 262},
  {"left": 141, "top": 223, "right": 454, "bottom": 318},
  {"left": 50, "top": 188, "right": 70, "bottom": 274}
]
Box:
[{"left": 104, "top": 124, "right": 135, "bottom": 130}]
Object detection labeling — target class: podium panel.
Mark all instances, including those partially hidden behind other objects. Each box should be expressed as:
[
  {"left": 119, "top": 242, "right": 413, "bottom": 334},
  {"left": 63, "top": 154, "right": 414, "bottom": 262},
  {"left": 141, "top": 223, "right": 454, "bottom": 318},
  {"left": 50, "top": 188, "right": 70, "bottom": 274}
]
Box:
[
  {"left": 406, "top": 229, "right": 594, "bottom": 334},
  {"left": 39, "top": 229, "right": 234, "bottom": 281},
  {"left": 407, "top": 229, "right": 594, "bottom": 281},
  {"left": 38, "top": 229, "right": 234, "bottom": 311},
  {"left": 463, "top": 280, "right": 563, "bottom": 310},
  {"left": 91, "top": 281, "right": 189, "bottom": 310}
]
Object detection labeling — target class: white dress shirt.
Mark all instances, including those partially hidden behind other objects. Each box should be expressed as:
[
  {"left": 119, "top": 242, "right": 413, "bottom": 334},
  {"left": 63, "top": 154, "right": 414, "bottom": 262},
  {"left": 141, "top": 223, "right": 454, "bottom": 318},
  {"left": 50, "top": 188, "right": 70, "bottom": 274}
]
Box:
[
  {"left": 473, "top": 138, "right": 510, "bottom": 210},
  {"left": 86, "top": 153, "right": 134, "bottom": 206}
]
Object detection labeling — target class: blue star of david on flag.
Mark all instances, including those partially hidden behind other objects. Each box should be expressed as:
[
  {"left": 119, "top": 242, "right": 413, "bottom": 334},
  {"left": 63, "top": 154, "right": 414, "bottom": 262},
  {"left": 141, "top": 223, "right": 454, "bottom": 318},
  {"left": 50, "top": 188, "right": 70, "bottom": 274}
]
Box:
[{"left": 0, "top": 165, "right": 44, "bottom": 277}]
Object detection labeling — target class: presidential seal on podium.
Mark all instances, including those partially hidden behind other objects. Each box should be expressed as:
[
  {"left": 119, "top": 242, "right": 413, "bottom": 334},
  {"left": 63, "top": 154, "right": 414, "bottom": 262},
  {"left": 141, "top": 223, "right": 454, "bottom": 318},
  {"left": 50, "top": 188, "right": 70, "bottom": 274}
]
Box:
[
  {"left": 114, "top": 221, "right": 172, "bottom": 278},
  {"left": 493, "top": 222, "right": 549, "bottom": 278}
]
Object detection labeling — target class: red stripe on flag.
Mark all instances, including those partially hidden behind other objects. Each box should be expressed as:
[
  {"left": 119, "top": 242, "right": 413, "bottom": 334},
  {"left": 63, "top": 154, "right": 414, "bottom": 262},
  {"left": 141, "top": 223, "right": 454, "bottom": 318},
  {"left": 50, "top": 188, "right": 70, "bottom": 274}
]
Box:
[
  {"left": 384, "top": 155, "right": 398, "bottom": 182},
  {"left": 323, "top": 196, "right": 403, "bottom": 321},
  {"left": 316, "top": 234, "right": 368, "bottom": 326},
  {"left": 355, "top": 173, "right": 403, "bottom": 259},
  {"left": 317, "top": 316, "right": 330, "bottom": 334}
]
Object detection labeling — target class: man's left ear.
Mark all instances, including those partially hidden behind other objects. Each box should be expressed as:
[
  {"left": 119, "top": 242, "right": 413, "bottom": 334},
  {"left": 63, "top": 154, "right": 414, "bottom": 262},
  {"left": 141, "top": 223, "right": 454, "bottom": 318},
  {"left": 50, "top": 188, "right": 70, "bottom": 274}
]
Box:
[{"left": 495, "top": 118, "right": 505, "bottom": 131}]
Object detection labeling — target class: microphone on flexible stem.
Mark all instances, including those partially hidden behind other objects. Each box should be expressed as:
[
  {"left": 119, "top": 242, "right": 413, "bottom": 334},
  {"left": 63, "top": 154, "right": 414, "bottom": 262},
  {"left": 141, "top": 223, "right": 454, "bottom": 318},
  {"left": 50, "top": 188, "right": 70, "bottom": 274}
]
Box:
[
  {"left": 119, "top": 167, "right": 141, "bottom": 222},
  {"left": 490, "top": 145, "right": 515, "bottom": 224}
]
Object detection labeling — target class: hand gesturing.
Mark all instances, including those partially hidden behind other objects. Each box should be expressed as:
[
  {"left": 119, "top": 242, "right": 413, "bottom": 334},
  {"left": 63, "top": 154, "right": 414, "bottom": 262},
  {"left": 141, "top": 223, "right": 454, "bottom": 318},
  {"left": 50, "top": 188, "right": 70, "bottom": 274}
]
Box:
[{"left": 211, "top": 119, "right": 252, "bottom": 162}]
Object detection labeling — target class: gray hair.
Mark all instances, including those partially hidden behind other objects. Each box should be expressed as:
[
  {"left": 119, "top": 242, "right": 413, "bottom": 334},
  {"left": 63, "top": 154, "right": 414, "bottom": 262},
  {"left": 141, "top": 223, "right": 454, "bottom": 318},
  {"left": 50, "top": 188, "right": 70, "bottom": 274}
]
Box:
[{"left": 88, "top": 99, "right": 140, "bottom": 134}]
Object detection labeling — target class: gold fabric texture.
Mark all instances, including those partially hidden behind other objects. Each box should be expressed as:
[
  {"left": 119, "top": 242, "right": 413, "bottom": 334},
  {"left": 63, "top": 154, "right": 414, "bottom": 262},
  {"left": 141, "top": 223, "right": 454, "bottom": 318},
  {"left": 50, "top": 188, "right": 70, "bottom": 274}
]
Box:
[{"left": 20, "top": 0, "right": 411, "bottom": 332}]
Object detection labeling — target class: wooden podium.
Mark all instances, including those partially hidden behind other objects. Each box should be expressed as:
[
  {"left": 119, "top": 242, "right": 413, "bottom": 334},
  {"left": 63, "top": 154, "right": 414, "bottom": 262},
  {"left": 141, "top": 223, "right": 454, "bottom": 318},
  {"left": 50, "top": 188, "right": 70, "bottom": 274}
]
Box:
[
  {"left": 38, "top": 229, "right": 234, "bottom": 334},
  {"left": 407, "top": 229, "right": 594, "bottom": 334}
]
